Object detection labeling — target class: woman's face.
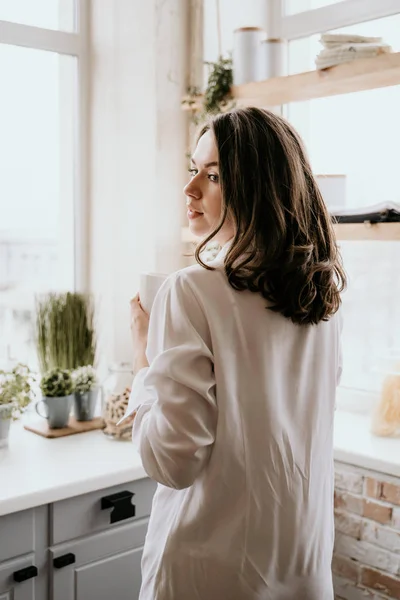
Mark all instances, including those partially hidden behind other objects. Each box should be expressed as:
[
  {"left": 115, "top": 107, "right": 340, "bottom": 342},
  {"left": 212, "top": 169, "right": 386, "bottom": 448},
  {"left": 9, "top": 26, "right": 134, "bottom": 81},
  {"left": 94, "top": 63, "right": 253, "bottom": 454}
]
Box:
[{"left": 183, "top": 130, "right": 235, "bottom": 245}]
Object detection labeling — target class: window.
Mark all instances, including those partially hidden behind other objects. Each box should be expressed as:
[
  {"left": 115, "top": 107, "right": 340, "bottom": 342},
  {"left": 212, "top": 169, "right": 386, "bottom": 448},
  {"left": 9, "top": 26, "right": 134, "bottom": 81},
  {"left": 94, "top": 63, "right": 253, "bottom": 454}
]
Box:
[
  {"left": 285, "top": 11, "right": 400, "bottom": 397},
  {"left": 0, "top": 0, "right": 76, "bottom": 32},
  {"left": 0, "top": 2, "right": 87, "bottom": 369},
  {"left": 285, "top": 0, "right": 343, "bottom": 16}
]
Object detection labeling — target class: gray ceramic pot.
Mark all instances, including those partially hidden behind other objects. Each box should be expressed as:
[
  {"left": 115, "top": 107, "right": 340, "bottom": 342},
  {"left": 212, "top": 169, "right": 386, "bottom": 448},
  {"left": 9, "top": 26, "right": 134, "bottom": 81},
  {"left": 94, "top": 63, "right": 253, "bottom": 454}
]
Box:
[
  {"left": 74, "top": 388, "right": 98, "bottom": 421},
  {"left": 0, "top": 403, "right": 13, "bottom": 448},
  {"left": 35, "top": 394, "right": 73, "bottom": 429}
]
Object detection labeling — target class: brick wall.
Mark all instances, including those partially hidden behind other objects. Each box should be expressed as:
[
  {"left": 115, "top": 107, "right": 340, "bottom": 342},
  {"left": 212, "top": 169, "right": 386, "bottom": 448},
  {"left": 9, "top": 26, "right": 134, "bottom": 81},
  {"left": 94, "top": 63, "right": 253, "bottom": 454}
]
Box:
[{"left": 334, "top": 462, "right": 400, "bottom": 599}]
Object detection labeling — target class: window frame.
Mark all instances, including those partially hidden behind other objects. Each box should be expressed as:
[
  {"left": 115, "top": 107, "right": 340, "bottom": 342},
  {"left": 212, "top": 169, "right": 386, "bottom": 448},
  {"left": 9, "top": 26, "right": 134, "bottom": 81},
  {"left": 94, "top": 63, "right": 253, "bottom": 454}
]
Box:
[
  {"left": 0, "top": 0, "right": 90, "bottom": 292},
  {"left": 270, "top": 0, "right": 400, "bottom": 40},
  {"left": 272, "top": 0, "right": 400, "bottom": 406}
]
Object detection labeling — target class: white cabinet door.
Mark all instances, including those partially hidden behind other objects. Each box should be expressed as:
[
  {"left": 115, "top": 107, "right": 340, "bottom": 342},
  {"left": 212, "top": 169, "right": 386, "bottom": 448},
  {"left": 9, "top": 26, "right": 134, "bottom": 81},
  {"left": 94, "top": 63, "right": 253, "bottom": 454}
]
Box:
[
  {"left": 51, "top": 519, "right": 147, "bottom": 600},
  {"left": 0, "top": 554, "right": 37, "bottom": 600}
]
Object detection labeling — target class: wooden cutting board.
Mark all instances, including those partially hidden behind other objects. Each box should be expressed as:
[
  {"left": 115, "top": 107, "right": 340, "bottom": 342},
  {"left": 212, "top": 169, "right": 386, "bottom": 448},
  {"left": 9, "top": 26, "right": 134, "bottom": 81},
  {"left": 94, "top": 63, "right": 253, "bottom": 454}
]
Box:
[{"left": 24, "top": 416, "right": 105, "bottom": 438}]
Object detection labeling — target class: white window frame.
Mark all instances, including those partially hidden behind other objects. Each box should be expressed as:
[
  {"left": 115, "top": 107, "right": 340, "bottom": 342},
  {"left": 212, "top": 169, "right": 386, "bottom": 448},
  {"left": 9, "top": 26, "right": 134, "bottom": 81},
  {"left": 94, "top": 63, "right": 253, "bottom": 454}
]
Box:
[
  {"left": 269, "top": 0, "right": 400, "bottom": 40},
  {"left": 0, "top": 0, "right": 90, "bottom": 292},
  {"left": 270, "top": 0, "right": 400, "bottom": 408}
]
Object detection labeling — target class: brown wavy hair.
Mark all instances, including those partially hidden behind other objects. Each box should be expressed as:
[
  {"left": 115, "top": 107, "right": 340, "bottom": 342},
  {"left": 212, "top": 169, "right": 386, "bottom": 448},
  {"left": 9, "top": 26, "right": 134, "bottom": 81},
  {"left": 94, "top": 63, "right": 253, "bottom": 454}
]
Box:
[{"left": 195, "top": 107, "right": 346, "bottom": 325}]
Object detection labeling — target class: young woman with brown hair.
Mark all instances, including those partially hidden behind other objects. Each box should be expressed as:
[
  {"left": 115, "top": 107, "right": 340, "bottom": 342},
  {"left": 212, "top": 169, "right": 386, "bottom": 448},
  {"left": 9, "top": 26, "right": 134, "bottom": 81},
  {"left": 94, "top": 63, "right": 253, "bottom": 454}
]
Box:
[{"left": 125, "top": 107, "right": 346, "bottom": 600}]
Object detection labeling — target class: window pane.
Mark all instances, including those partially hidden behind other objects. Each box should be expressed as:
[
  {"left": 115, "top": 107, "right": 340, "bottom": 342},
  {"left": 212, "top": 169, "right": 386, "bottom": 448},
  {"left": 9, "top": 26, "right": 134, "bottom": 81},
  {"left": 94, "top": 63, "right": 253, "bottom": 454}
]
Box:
[
  {"left": 286, "top": 15, "right": 400, "bottom": 396},
  {"left": 0, "top": 0, "right": 76, "bottom": 32},
  {"left": 0, "top": 44, "right": 76, "bottom": 368},
  {"left": 285, "top": 0, "right": 349, "bottom": 16}
]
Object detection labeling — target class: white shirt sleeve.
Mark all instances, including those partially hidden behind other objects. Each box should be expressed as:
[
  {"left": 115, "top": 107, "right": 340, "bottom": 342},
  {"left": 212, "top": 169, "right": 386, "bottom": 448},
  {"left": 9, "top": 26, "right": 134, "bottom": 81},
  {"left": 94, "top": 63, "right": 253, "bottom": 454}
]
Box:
[{"left": 130, "top": 272, "right": 217, "bottom": 490}]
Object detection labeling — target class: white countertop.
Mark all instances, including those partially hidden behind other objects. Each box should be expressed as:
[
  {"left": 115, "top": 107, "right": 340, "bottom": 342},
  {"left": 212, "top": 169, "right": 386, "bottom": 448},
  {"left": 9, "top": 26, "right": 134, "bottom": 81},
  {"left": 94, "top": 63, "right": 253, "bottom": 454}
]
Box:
[
  {"left": 1, "top": 411, "right": 399, "bottom": 517},
  {"left": 0, "top": 420, "right": 147, "bottom": 516},
  {"left": 334, "top": 410, "right": 400, "bottom": 477}
]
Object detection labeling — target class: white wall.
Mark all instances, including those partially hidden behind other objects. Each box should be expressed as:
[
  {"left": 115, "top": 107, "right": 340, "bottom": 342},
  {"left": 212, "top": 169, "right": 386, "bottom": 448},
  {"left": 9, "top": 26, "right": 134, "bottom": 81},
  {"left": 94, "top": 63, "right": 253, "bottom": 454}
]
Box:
[{"left": 89, "top": 0, "right": 188, "bottom": 370}]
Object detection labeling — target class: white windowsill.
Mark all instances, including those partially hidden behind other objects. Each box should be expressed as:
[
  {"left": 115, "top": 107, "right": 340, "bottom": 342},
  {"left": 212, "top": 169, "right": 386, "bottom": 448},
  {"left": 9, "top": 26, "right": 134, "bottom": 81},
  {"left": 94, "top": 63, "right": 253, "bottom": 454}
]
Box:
[{"left": 334, "top": 410, "right": 400, "bottom": 477}]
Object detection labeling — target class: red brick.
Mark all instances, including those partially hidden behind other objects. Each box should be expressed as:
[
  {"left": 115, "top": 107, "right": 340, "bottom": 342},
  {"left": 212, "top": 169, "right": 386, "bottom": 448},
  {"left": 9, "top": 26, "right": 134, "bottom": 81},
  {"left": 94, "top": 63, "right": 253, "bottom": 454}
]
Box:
[
  {"left": 363, "top": 499, "right": 393, "bottom": 525},
  {"left": 332, "top": 554, "right": 360, "bottom": 583},
  {"left": 361, "top": 567, "right": 400, "bottom": 599},
  {"left": 366, "top": 479, "right": 400, "bottom": 507},
  {"left": 335, "top": 510, "right": 362, "bottom": 539},
  {"left": 365, "top": 478, "right": 382, "bottom": 499},
  {"left": 381, "top": 483, "right": 400, "bottom": 507},
  {"left": 335, "top": 491, "right": 364, "bottom": 515}
]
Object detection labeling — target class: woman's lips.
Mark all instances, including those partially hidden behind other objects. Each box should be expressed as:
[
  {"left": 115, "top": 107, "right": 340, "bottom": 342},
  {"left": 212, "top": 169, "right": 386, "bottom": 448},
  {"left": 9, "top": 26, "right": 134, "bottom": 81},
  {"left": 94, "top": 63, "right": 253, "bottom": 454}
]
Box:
[{"left": 187, "top": 209, "right": 203, "bottom": 220}]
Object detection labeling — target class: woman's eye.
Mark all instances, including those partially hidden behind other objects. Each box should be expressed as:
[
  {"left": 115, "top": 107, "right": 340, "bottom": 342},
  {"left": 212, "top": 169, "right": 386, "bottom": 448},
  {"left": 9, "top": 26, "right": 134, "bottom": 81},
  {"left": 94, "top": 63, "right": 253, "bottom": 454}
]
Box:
[
  {"left": 188, "top": 168, "right": 198, "bottom": 177},
  {"left": 208, "top": 173, "right": 219, "bottom": 183}
]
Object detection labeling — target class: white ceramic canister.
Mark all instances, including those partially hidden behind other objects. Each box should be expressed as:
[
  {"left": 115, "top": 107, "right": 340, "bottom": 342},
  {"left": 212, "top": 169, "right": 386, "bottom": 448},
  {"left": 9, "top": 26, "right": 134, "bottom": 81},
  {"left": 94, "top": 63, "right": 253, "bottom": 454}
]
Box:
[
  {"left": 256, "top": 38, "right": 287, "bottom": 81},
  {"left": 233, "top": 27, "right": 266, "bottom": 85}
]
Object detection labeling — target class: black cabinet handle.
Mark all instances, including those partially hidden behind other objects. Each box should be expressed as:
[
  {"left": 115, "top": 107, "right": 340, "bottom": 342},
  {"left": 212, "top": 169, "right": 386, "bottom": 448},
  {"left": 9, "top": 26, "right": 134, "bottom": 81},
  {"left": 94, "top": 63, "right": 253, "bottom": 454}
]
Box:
[
  {"left": 53, "top": 553, "right": 76, "bottom": 569},
  {"left": 13, "top": 565, "right": 38, "bottom": 583},
  {"left": 101, "top": 490, "right": 135, "bottom": 523}
]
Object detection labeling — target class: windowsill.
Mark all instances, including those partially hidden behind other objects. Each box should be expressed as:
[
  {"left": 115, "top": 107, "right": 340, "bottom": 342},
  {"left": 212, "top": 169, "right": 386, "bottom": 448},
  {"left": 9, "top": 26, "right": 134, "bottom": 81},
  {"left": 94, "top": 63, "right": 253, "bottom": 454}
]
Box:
[{"left": 334, "top": 410, "right": 400, "bottom": 477}]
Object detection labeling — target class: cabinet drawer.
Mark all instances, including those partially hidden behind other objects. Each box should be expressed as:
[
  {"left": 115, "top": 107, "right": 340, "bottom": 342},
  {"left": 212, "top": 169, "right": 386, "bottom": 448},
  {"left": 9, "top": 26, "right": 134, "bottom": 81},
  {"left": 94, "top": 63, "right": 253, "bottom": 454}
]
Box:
[
  {"left": 50, "top": 519, "right": 148, "bottom": 600},
  {"left": 0, "top": 509, "right": 36, "bottom": 562},
  {"left": 50, "top": 478, "right": 156, "bottom": 545}
]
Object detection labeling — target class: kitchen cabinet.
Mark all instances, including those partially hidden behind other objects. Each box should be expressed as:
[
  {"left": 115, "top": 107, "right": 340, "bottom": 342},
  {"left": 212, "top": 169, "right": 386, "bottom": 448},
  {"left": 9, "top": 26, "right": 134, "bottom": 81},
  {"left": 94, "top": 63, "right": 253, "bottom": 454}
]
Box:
[{"left": 0, "top": 479, "right": 156, "bottom": 600}]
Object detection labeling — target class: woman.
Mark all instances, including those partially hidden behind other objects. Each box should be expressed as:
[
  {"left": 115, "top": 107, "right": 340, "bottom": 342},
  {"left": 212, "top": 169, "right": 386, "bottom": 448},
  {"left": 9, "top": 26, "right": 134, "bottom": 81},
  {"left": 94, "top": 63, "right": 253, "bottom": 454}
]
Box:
[{"left": 126, "top": 107, "right": 345, "bottom": 600}]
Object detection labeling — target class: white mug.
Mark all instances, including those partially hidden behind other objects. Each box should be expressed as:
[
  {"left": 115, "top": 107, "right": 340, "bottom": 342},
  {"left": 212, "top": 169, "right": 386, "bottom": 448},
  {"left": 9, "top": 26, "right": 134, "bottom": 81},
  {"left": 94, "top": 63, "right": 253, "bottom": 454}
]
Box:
[{"left": 139, "top": 272, "right": 167, "bottom": 313}]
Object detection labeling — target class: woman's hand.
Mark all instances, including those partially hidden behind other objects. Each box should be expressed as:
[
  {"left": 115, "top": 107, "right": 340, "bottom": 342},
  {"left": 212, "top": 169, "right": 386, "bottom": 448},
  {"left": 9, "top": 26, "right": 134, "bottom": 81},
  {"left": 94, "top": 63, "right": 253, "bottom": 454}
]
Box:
[{"left": 130, "top": 294, "right": 150, "bottom": 373}]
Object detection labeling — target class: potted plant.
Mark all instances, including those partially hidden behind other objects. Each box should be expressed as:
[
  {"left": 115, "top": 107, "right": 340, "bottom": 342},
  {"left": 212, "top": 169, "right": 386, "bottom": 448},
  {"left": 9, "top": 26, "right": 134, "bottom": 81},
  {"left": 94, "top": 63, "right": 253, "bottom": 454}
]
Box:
[
  {"left": 72, "top": 366, "right": 99, "bottom": 422},
  {"left": 37, "top": 368, "right": 74, "bottom": 429},
  {"left": 182, "top": 56, "right": 235, "bottom": 124},
  {"left": 0, "top": 364, "right": 34, "bottom": 447},
  {"left": 35, "top": 292, "right": 97, "bottom": 373}
]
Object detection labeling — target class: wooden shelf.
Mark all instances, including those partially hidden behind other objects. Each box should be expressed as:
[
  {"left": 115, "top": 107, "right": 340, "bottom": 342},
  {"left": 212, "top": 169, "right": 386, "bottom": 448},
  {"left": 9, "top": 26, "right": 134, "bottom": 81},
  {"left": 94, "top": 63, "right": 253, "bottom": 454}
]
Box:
[
  {"left": 182, "top": 52, "right": 400, "bottom": 111},
  {"left": 233, "top": 51, "right": 400, "bottom": 107},
  {"left": 334, "top": 222, "right": 400, "bottom": 241},
  {"left": 182, "top": 223, "right": 400, "bottom": 244}
]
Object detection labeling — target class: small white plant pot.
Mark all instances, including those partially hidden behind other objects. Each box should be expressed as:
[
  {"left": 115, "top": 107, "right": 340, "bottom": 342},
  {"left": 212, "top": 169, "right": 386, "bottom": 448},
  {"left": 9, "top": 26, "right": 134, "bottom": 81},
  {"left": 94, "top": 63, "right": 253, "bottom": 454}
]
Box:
[{"left": 0, "top": 403, "right": 14, "bottom": 449}]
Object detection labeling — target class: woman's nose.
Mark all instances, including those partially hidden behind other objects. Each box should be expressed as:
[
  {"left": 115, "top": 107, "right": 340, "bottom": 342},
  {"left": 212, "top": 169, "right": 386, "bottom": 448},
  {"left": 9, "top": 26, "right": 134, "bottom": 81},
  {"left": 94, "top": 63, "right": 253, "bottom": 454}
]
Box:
[{"left": 183, "top": 177, "right": 201, "bottom": 199}]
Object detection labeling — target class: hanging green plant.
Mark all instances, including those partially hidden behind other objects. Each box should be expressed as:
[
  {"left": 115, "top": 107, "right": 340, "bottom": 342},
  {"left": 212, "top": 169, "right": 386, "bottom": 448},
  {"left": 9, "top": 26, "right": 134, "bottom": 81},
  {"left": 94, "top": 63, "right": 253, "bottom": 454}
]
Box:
[
  {"left": 182, "top": 56, "right": 235, "bottom": 124},
  {"left": 203, "top": 56, "right": 234, "bottom": 114}
]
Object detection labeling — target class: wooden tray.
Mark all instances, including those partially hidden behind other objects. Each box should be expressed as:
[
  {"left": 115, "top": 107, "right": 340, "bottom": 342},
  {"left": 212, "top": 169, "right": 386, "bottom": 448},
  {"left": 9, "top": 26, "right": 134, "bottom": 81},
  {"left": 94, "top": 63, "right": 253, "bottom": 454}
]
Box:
[{"left": 24, "top": 416, "right": 105, "bottom": 439}]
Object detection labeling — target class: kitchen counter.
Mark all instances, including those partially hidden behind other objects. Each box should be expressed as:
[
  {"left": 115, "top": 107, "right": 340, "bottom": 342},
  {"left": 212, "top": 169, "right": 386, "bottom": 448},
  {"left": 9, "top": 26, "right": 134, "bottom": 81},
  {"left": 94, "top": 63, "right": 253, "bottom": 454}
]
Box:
[
  {"left": 0, "top": 420, "right": 147, "bottom": 516},
  {"left": 334, "top": 410, "right": 400, "bottom": 477},
  {"left": 1, "top": 410, "right": 399, "bottom": 517}
]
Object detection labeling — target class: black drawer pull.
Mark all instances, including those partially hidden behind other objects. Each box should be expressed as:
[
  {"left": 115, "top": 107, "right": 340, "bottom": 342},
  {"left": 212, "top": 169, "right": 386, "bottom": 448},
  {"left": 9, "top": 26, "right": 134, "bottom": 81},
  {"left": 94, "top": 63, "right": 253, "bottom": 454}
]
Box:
[
  {"left": 53, "top": 553, "right": 76, "bottom": 569},
  {"left": 13, "top": 565, "right": 38, "bottom": 583},
  {"left": 101, "top": 490, "right": 135, "bottom": 523}
]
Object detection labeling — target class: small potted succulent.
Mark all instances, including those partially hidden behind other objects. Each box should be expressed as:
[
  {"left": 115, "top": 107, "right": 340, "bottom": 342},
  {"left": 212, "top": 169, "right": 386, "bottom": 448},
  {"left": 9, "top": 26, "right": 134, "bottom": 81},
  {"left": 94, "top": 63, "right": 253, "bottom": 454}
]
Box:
[
  {"left": 37, "top": 368, "right": 74, "bottom": 429},
  {"left": 72, "top": 366, "right": 99, "bottom": 421},
  {"left": 0, "top": 364, "right": 34, "bottom": 447}
]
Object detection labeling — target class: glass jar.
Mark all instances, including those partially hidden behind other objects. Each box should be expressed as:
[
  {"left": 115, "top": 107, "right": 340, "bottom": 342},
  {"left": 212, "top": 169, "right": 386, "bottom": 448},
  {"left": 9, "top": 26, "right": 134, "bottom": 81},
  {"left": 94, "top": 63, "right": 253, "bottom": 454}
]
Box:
[
  {"left": 101, "top": 362, "right": 134, "bottom": 441},
  {"left": 371, "top": 352, "right": 400, "bottom": 437}
]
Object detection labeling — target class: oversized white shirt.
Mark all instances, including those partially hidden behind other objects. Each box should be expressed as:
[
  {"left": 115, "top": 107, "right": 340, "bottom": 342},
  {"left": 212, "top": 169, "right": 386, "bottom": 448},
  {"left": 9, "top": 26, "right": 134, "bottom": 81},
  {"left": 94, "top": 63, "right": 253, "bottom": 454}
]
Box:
[{"left": 125, "top": 246, "right": 342, "bottom": 600}]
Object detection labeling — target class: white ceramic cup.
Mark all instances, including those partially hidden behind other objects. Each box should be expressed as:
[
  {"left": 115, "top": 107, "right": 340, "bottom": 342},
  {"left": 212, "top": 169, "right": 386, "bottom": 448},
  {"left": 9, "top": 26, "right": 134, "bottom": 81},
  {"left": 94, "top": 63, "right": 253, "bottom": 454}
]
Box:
[{"left": 139, "top": 272, "right": 167, "bottom": 314}]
